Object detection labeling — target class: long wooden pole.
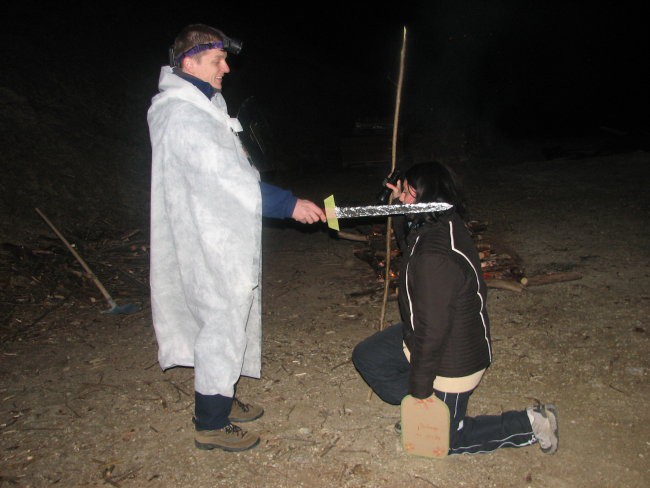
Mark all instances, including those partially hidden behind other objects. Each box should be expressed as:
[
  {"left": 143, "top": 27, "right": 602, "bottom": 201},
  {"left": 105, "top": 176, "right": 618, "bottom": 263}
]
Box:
[
  {"left": 369, "top": 26, "right": 407, "bottom": 401},
  {"left": 379, "top": 26, "right": 407, "bottom": 333}
]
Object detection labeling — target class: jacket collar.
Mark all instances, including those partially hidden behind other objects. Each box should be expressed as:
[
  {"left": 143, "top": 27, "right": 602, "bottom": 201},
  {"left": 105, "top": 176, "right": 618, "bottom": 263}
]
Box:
[
  {"left": 172, "top": 67, "right": 218, "bottom": 99},
  {"left": 153, "top": 67, "right": 238, "bottom": 131},
  {"left": 406, "top": 212, "right": 455, "bottom": 244}
]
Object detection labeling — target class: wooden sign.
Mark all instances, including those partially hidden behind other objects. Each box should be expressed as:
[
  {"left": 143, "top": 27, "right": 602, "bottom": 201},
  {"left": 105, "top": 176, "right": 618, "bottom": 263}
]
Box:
[{"left": 401, "top": 394, "right": 450, "bottom": 458}]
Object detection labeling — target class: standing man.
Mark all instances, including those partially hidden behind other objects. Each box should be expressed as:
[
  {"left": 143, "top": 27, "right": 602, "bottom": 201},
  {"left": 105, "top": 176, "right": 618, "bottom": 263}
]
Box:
[{"left": 147, "top": 23, "right": 325, "bottom": 452}]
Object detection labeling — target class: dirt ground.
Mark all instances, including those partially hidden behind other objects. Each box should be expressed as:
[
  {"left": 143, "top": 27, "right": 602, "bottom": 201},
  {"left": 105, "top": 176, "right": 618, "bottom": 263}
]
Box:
[{"left": 1, "top": 144, "right": 649, "bottom": 487}]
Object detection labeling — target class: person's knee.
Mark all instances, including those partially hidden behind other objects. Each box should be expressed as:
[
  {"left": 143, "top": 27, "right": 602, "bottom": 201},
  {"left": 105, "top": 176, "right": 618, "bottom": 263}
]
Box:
[{"left": 351, "top": 340, "right": 370, "bottom": 370}]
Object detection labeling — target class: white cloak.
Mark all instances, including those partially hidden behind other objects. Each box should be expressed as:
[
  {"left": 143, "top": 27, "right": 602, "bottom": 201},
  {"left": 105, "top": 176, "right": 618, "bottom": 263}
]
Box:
[{"left": 147, "top": 66, "right": 262, "bottom": 397}]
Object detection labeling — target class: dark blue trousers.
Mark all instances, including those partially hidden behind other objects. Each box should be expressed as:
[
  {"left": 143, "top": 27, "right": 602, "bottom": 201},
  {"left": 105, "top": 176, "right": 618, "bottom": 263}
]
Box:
[
  {"left": 194, "top": 392, "right": 233, "bottom": 430},
  {"left": 352, "top": 323, "right": 536, "bottom": 454}
]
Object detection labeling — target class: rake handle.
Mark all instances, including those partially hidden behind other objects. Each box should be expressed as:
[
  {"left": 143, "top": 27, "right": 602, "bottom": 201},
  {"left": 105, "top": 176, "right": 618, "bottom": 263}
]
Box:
[{"left": 35, "top": 208, "right": 115, "bottom": 306}]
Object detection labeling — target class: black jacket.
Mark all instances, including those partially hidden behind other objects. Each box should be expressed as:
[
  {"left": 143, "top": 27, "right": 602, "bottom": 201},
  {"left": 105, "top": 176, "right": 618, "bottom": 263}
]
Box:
[{"left": 397, "top": 212, "right": 492, "bottom": 399}]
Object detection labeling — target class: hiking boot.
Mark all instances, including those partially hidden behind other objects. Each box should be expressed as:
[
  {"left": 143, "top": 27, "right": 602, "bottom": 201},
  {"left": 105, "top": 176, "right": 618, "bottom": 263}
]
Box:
[
  {"left": 527, "top": 403, "right": 559, "bottom": 454},
  {"left": 229, "top": 397, "right": 264, "bottom": 423},
  {"left": 194, "top": 423, "right": 260, "bottom": 452}
]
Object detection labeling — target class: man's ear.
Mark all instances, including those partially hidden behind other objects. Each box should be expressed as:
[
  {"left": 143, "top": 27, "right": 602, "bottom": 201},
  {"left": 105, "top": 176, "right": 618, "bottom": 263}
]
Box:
[{"left": 181, "top": 56, "right": 195, "bottom": 74}]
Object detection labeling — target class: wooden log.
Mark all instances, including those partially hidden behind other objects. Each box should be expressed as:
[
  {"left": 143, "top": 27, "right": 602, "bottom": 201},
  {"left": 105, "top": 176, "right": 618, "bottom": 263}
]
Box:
[
  {"left": 336, "top": 231, "right": 368, "bottom": 242},
  {"left": 524, "top": 272, "right": 582, "bottom": 287},
  {"left": 483, "top": 270, "right": 527, "bottom": 284},
  {"left": 481, "top": 259, "right": 516, "bottom": 270},
  {"left": 486, "top": 279, "right": 524, "bottom": 293}
]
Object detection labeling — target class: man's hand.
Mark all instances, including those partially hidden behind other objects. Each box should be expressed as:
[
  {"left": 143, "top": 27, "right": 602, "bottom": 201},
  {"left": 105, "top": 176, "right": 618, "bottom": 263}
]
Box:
[{"left": 292, "top": 198, "right": 326, "bottom": 224}]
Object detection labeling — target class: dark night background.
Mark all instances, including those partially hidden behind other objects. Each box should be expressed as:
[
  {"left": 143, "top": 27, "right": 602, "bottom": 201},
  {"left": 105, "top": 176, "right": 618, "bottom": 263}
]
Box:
[{"left": 1, "top": 1, "right": 648, "bottom": 234}]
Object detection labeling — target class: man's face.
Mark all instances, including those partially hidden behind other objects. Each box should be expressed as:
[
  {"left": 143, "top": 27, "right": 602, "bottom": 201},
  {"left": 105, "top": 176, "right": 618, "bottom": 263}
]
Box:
[{"left": 183, "top": 48, "right": 230, "bottom": 90}]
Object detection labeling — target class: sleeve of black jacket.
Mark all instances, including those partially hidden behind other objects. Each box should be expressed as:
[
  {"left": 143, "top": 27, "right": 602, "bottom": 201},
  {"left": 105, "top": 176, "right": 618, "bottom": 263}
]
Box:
[{"left": 406, "top": 251, "right": 463, "bottom": 399}]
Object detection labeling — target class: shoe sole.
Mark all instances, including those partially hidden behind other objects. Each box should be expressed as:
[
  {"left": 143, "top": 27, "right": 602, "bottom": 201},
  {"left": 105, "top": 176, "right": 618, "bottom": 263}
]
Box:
[
  {"left": 194, "top": 437, "right": 260, "bottom": 452},
  {"left": 540, "top": 404, "right": 559, "bottom": 454}
]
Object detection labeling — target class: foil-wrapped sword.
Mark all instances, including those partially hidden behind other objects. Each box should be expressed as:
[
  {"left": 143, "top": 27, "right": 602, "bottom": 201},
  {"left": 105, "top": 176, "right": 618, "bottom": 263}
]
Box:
[{"left": 324, "top": 195, "right": 453, "bottom": 231}]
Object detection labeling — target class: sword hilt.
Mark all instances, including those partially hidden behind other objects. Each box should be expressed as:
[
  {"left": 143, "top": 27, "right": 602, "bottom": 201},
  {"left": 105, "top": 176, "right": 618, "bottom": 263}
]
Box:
[{"left": 324, "top": 195, "right": 339, "bottom": 230}]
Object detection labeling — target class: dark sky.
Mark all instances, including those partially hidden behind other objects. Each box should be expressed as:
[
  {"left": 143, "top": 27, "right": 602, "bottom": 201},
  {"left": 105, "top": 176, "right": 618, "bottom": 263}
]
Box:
[{"left": 6, "top": 1, "right": 649, "bottom": 144}]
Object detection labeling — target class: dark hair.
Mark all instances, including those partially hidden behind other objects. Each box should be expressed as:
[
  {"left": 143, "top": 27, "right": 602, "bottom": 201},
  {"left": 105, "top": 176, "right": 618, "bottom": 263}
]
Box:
[
  {"left": 173, "top": 24, "right": 224, "bottom": 66},
  {"left": 404, "top": 161, "right": 467, "bottom": 220}
]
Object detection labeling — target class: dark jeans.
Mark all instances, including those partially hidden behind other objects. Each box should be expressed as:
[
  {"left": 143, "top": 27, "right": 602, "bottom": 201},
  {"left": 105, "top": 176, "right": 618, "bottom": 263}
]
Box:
[{"left": 352, "top": 323, "right": 536, "bottom": 454}]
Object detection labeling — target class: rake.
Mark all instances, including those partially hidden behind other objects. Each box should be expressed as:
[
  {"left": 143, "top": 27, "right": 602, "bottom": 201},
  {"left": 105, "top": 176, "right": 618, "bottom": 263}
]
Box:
[{"left": 35, "top": 208, "right": 141, "bottom": 315}]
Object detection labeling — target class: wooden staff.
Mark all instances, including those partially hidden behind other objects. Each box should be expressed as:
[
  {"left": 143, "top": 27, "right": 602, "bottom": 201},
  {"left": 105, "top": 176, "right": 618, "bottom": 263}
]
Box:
[
  {"left": 378, "top": 26, "right": 407, "bottom": 334},
  {"left": 370, "top": 26, "right": 407, "bottom": 402}
]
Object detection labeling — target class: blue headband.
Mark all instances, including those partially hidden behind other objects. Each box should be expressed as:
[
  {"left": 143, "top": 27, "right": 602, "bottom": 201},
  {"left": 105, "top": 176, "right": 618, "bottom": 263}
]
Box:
[{"left": 174, "top": 41, "right": 224, "bottom": 66}]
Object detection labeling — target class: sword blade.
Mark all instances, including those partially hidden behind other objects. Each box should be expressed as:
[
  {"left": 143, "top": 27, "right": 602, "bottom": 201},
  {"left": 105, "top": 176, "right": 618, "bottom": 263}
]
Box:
[{"left": 335, "top": 202, "right": 452, "bottom": 218}]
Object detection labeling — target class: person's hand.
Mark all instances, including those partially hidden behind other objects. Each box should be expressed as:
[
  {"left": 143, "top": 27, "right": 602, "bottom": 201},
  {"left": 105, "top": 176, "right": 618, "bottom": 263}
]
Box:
[
  {"left": 292, "top": 198, "right": 326, "bottom": 224},
  {"left": 385, "top": 179, "right": 403, "bottom": 201}
]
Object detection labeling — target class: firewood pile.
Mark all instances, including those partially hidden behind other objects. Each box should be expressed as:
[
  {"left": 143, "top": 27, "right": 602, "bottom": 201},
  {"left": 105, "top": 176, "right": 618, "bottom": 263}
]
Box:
[
  {"left": 343, "top": 220, "right": 581, "bottom": 295},
  {"left": 468, "top": 220, "right": 529, "bottom": 292}
]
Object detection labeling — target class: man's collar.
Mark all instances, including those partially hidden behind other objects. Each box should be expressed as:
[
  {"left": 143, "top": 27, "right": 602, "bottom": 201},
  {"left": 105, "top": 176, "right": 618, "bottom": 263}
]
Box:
[{"left": 172, "top": 67, "right": 218, "bottom": 99}]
